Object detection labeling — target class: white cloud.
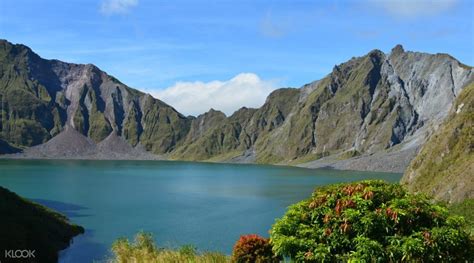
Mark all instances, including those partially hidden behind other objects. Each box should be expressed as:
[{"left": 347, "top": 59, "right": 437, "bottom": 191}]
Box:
[
  {"left": 372, "top": 0, "right": 458, "bottom": 17},
  {"left": 152, "top": 73, "right": 278, "bottom": 116},
  {"left": 100, "top": 0, "right": 138, "bottom": 15}
]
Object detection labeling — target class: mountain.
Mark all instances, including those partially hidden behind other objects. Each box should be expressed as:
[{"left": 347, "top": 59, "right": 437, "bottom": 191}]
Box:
[
  {"left": 171, "top": 88, "right": 300, "bottom": 162},
  {"left": 172, "top": 45, "right": 473, "bottom": 171},
  {"left": 0, "top": 39, "right": 190, "bottom": 156},
  {"left": 0, "top": 186, "right": 84, "bottom": 262},
  {"left": 402, "top": 83, "right": 474, "bottom": 203},
  {"left": 0, "top": 40, "right": 472, "bottom": 173}
]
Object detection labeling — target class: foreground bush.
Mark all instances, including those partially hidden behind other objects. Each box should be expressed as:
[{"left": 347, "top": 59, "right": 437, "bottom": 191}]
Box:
[
  {"left": 111, "top": 232, "right": 229, "bottom": 263},
  {"left": 270, "top": 180, "right": 473, "bottom": 262},
  {"left": 231, "top": 234, "right": 279, "bottom": 263},
  {"left": 448, "top": 198, "right": 474, "bottom": 235}
]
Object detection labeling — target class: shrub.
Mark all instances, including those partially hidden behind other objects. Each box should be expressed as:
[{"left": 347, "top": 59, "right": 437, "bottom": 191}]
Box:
[
  {"left": 232, "top": 234, "right": 279, "bottom": 263},
  {"left": 179, "top": 244, "right": 197, "bottom": 257},
  {"left": 448, "top": 198, "right": 474, "bottom": 235},
  {"left": 270, "top": 180, "right": 473, "bottom": 262},
  {"left": 112, "top": 232, "right": 159, "bottom": 262},
  {"left": 111, "top": 232, "right": 229, "bottom": 263}
]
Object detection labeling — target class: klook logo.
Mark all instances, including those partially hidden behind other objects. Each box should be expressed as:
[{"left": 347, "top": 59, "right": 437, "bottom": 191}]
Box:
[{"left": 4, "top": 249, "right": 35, "bottom": 259}]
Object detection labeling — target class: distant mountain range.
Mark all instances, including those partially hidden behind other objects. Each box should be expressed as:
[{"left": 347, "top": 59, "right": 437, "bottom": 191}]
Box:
[{"left": 0, "top": 40, "right": 472, "bottom": 179}]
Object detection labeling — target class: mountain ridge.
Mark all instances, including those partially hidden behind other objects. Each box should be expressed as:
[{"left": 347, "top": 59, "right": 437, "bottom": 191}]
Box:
[
  {"left": 1, "top": 39, "right": 472, "bottom": 174},
  {"left": 0, "top": 39, "right": 191, "bottom": 154}
]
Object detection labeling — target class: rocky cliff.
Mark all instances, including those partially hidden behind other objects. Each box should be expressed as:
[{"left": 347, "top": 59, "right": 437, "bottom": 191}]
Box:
[{"left": 1, "top": 40, "right": 472, "bottom": 173}]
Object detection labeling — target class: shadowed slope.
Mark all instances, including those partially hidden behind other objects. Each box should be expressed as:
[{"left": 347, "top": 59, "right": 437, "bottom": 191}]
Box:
[{"left": 0, "top": 186, "right": 84, "bottom": 263}]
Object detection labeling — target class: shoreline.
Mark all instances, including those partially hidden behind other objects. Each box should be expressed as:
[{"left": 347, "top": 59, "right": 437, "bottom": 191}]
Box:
[{"left": 0, "top": 150, "right": 409, "bottom": 174}]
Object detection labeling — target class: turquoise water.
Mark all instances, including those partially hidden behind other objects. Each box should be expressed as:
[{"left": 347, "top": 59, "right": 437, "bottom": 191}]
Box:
[{"left": 0, "top": 159, "right": 401, "bottom": 262}]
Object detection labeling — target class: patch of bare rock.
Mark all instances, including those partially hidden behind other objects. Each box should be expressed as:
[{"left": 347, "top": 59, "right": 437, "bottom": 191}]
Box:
[{"left": 5, "top": 126, "right": 161, "bottom": 160}]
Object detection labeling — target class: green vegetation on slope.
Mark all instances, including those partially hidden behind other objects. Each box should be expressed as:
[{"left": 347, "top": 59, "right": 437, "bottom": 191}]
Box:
[
  {"left": 0, "top": 39, "right": 192, "bottom": 154},
  {"left": 0, "top": 41, "right": 59, "bottom": 147},
  {"left": 171, "top": 106, "right": 258, "bottom": 160},
  {"left": 123, "top": 101, "right": 142, "bottom": 146},
  {"left": 0, "top": 186, "right": 84, "bottom": 263},
  {"left": 138, "top": 95, "right": 191, "bottom": 153},
  {"left": 270, "top": 180, "right": 473, "bottom": 262},
  {"left": 171, "top": 88, "right": 301, "bottom": 162},
  {"left": 402, "top": 83, "right": 474, "bottom": 203},
  {"left": 87, "top": 87, "right": 113, "bottom": 142}
]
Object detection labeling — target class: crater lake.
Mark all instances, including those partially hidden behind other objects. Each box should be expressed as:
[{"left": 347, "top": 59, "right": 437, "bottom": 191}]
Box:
[{"left": 0, "top": 159, "right": 401, "bottom": 262}]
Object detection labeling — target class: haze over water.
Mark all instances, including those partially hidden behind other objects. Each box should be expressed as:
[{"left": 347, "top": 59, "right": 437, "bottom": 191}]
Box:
[{"left": 0, "top": 160, "right": 401, "bottom": 262}]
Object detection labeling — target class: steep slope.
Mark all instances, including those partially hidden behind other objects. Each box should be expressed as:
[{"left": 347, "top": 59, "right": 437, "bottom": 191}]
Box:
[
  {"left": 171, "top": 106, "right": 258, "bottom": 160},
  {"left": 0, "top": 39, "right": 191, "bottom": 154},
  {"left": 0, "top": 186, "right": 84, "bottom": 262},
  {"left": 266, "top": 46, "right": 472, "bottom": 165},
  {"left": 401, "top": 83, "right": 474, "bottom": 203},
  {"left": 178, "top": 108, "right": 227, "bottom": 147},
  {"left": 171, "top": 88, "right": 300, "bottom": 161}
]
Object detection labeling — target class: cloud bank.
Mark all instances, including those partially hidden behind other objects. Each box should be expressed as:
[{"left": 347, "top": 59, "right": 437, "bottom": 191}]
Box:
[
  {"left": 100, "top": 0, "right": 138, "bottom": 15},
  {"left": 152, "top": 73, "right": 278, "bottom": 116}
]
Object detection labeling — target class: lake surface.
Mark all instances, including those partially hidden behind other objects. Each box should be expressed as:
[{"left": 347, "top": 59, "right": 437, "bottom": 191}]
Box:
[{"left": 0, "top": 159, "right": 401, "bottom": 262}]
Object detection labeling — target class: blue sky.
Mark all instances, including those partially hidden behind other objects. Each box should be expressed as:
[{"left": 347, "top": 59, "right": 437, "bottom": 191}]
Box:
[{"left": 0, "top": 0, "right": 473, "bottom": 115}]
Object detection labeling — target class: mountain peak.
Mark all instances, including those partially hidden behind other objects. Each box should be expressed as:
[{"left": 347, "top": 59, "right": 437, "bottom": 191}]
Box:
[
  {"left": 391, "top": 44, "right": 405, "bottom": 56},
  {"left": 203, "top": 108, "right": 226, "bottom": 118}
]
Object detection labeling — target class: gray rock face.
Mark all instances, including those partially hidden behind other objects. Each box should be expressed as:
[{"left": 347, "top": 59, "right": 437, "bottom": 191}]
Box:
[
  {"left": 344, "top": 47, "right": 469, "bottom": 150},
  {"left": 387, "top": 47, "right": 471, "bottom": 122},
  {"left": 365, "top": 46, "right": 473, "bottom": 151}
]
